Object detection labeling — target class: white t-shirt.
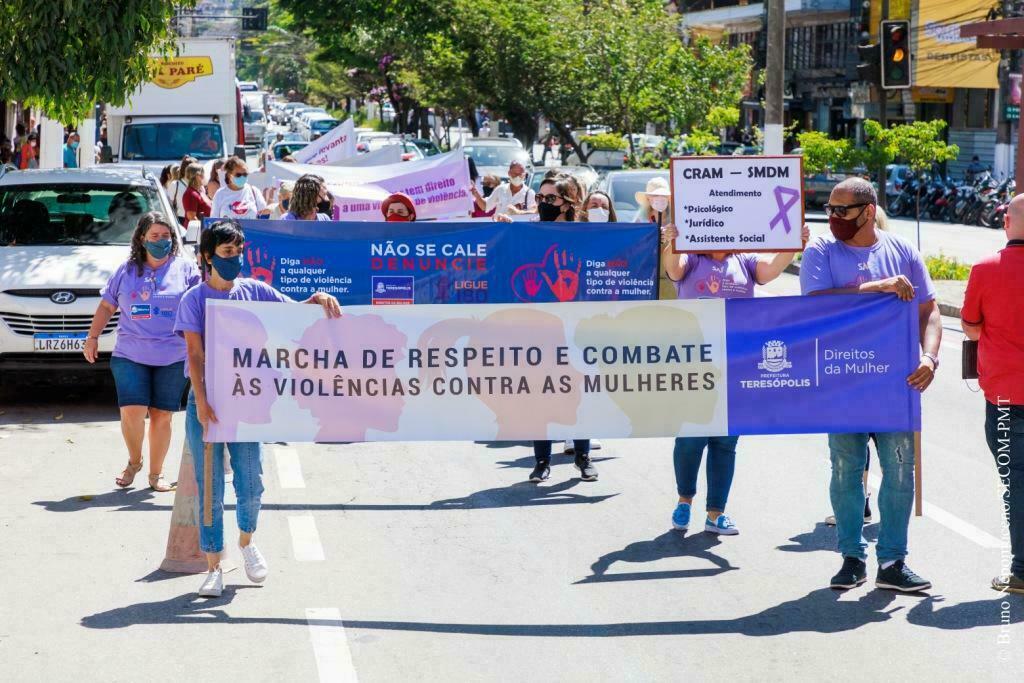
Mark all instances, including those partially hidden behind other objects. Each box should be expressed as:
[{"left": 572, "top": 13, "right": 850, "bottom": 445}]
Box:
[
  {"left": 485, "top": 183, "right": 536, "bottom": 215},
  {"left": 210, "top": 183, "right": 267, "bottom": 220}
]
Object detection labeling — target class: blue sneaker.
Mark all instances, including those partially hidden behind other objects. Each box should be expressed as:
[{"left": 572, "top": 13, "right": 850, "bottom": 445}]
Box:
[
  {"left": 671, "top": 503, "right": 691, "bottom": 531},
  {"left": 705, "top": 514, "right": 739, "bottom": 535}
]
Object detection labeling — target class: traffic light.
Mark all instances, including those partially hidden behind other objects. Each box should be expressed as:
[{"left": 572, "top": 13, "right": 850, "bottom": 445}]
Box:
[
  {"left": 856, "top": 43, "right": 881, "bottom": 85},
  {"left": 242, "top": 7, "right": 268, "bottom": 31},
  {"left": 881, "top": 19, "right": 912, "bottom": 89}
]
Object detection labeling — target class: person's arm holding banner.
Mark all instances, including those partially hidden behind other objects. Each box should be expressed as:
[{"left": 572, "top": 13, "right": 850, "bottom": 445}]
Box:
[
  {"left": 754, "top": 223, "right": 811, "bottom": 284},
  {"left": 660, "top": 224, "right": 689, "bottom": 281},
  {"left": 184, "top": 330, "right": 216, "bottom": 429}
]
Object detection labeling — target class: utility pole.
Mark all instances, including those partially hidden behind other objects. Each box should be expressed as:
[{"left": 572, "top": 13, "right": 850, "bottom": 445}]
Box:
[
  {"left": 764, "top": 0, "right": 785, "bottom": 155},
  {"left": 879, "top": 1, "right": 888, "bottom": 134}
]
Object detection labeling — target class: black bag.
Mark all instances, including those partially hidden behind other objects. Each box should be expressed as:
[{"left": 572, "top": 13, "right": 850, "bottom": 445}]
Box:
[{"left": 962, "top": 339, "right": 978, "bottom": 380}]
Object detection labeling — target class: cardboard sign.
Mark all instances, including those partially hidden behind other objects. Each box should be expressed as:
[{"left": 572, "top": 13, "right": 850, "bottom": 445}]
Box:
[{"left": 670, "top": 155, "right": 804, "bottom": 253}]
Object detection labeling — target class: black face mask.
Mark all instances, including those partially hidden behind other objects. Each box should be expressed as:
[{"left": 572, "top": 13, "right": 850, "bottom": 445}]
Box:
[
  {"left": 482, "top": 186, "right": 495, "bottom": 198},
  {"left": 537, "top": 203, "right": 562, "bottom": 222},
  {"left": 317, "top": 200, "right": 332, "bottom": 215}
]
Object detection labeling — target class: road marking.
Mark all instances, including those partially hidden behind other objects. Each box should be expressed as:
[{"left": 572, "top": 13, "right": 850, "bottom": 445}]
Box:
[
  {"left": 289, "top": 514, "right": 326, "bottom": 561},
  {"left": 867, "top": 473, "right": 1003, "bottom": 549},
  {"left": 275, "top": 445, "right": 306, "bottom": 489},
  {"left": 306, "top": 608, "right": 359, "bottom": 683}
]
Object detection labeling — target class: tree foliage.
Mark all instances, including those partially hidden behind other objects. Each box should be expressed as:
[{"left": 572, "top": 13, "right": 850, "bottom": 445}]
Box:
[
  {"left": 796, "top": 131, "right": 857, "bottom": 175},
  {"left": 0, "top": 0, "right": 194, "bottom": 124}
]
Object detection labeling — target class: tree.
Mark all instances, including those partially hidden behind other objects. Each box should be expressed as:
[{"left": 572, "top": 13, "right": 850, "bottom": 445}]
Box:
[
  {"left": 795, "top": 131, "right": 857, "bottom": 175},
  {"left": 0, "top": 0, "right": 194, "bottom": 124}
]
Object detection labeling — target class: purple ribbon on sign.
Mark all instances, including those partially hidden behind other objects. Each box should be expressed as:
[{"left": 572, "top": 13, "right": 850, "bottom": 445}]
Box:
[{"left": 768, "top": 185, "right": 800, "bottom": 234}]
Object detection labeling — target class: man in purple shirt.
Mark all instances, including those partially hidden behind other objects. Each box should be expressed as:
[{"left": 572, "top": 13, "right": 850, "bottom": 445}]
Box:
[{"left": 800, "top": 177, "right": 942, "bottom": 593}]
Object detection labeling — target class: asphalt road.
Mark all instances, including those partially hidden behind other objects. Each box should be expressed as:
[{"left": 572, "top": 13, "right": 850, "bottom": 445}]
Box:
[{"left": 0, "top": 274, "right": 1020, "bottom": 681}]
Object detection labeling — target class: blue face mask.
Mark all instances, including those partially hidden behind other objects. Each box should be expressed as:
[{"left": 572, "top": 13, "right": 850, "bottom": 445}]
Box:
[
  {"left": 211, "top": 254, "right": 244, "bottom": 281},
  {"left": 144, "top": 238, "right": 172, "bottom": 259},
  {"left": 70, "top": 141, "right": 80, "bottom": 150},
  {"left": 232, "top": 174, "right": 248, "bottom": 188}
]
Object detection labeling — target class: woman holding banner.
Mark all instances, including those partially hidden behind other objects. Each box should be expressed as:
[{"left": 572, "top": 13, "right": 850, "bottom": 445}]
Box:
[
  {"left": 528, "top": 175, "right": 599, "bottom": 483},
  {"left": 84, "top": 212, "right": 200, "bottom": 491},
  {"left": 660, "top": 222, "right": 810, "bottom": 535},
  {"left": 174, "top": 219, "right": 342, "bottom": 598}
]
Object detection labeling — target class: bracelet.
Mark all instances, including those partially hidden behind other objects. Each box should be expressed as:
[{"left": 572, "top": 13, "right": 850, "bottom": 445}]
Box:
[
  {"left": 921, "top": 352, "right": 939, "bottom": 370},
  {"left": 86, "top": 335, "right": 99, "bottom": 341}
]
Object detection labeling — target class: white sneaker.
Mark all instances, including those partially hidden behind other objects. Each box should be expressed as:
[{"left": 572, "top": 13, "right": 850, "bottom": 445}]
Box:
[
  {"left": 198, "top": 568, "right": 223, "bottom": 597},
  {"left": 240, "top": 542, "right": 268, "bottom": 583},
  {"left": 563, "top": 440, "right": 575, "bottom": 454},
  {"left": 590, "top": 439, "right": 602, "bottom": 450}
]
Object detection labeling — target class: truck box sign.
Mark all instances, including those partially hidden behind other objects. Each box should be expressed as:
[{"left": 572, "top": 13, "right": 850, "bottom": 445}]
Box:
[{"left": 149, "top": 56, "right": 214, "bottom": 89}]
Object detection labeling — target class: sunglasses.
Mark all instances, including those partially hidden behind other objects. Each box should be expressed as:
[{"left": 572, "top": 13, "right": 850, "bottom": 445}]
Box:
[
  {"left": 536, "top": 193, "right": 564, "bottom": 205},
  {"left": 823, "top": 202, "right": 870, "bottom": 218}
]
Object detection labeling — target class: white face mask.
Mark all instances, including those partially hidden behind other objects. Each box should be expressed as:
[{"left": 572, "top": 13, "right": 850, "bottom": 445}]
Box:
[
  {"left": 650, "top": 196, "right": 670, "bottom": 213},
  {"left": 587, "top": 207, "right": 610, "bottom": 222},
  {"left": 509, "top": 176, "right": 524, "bottom": 188}
]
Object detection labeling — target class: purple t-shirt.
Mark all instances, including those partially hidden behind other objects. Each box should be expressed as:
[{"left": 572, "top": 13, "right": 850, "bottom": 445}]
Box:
[
  {"left": 281, "top": 212, "right": 331, "bottom": 221},
  {"left": 101, "top": 256, "right": 201, "bottom": 366},
  {"left": 674, "top": 253, "right": 760, "bottom": 300},
  {"left": 799, "top": 230, "right": 935, "bottom": 303},
  {"left": 173, "top": 278, "right": 292, "bottom": 376}
]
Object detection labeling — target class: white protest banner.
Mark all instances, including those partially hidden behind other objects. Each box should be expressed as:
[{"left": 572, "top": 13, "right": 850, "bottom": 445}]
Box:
[
  {"left": 292, "top": 118, "right": 356, "bottom": 165},
  {"left": 670, "top": 155, "right": 804, "bottom": 253},
  {"left": 328, "top": 144, "right": 403, "bottom": 167},
  {"left": 267, "top": 149, "right": 472, "bottom": 221}
]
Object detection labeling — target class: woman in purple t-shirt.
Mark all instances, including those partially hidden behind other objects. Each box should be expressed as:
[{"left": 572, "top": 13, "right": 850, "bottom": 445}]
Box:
[
  {"left": 173, "top": 219, "right": 341, "bottom": 598},
  {"left": 85, "top": 212, "right": 201, "bottom": 491},
  {"left": 659, "top": 222, "right": 809, "bottom": 536}
]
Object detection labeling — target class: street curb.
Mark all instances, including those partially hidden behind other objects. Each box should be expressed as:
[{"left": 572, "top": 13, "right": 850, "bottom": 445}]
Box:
[{"left": 783, "top": 261, "right": 963, "bottom": 319}]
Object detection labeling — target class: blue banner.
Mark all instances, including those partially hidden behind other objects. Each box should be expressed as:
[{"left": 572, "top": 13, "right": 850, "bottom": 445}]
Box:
[
  {"left": 225, "top": 219, "right": 659, "bottom": 305},
  {"left": 724, "top": 293, "right": 921, "bottom": 435}
]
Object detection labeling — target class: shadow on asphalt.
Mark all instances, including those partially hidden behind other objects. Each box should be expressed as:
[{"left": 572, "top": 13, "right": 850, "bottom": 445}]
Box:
[
  {"left": 80, "top": 589, "right": 1022, "bottom": 634},
  {"left": 776, "top": 522, "right": 879, "bottom": 553},
  {"left": 35, "top": 478, "right": 617, "bottom": 514},
  {"left": 578, "top": 530, "right": 736, "bottom": 584},
  {"left": 495, "top": 453, "right": 617, "bottom": 470}
]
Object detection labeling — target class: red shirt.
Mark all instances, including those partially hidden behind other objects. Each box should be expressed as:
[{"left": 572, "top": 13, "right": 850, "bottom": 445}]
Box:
[
  {"left": 181, "top": 186, "right": 212, "bottom": 223},
  {"left": 961, "top": 242, "right": 1024, "bottom": 405}
]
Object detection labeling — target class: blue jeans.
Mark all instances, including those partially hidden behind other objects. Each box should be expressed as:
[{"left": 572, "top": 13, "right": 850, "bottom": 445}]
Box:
[
  {"left": 829, "top": 431, "right": 915, "bottom": 562},
  {"left": 986, "top": 402, "right": 1024, "bottom": 578},
  {"left": 534, "top": 440, "right": 590, "bottom": 462},
  {"left": 673, "top": 436, "right": 739, "bottom": 512},
  {"left": 185, "top": 392, "right": 264, "bottom": 553}
]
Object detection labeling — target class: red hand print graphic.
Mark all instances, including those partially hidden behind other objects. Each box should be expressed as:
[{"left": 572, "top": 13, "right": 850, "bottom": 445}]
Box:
[
  {"left": 706, "top": 273, "right": 721, "bottom": 295},
  {"left": 542, "top": 248, "right": 582, "bottom": 302},
  {"left": 246, "top": 244, "right": 276, "bottom": 285},
  {"left": 522, "top": 268, "right": 542, "bottom": 297}
]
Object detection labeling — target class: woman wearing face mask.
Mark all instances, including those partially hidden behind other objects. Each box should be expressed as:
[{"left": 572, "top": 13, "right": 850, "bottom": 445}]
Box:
[
  {"left": 380, "top": 192, "right": 417, "bottom": 222},
  {"left": 283, "top": 174, "right": 333, "bottom": 221},
  {"left": 471, "top": 174, "right": 500, "bottom": 218},
  {"left": 174, "top": 219, "right": 342, "bottom": 598},
  {"left": 487, "top": 160, "right": 536, "bottom": 217},
  {"left": 634, "top": 177, "right": 672, "bottom": 225},
  {"left": 659, "top": 221, "right": 810, "bottom": 536},
  {"left": 84, "top": 212, "right": 201, "bottom": 491},
  {"left": 181, "top": 162, "right": 212, "bottom": 225},
  {"left": 581, "top": 190, "right": 618, "bottom": 223},
  {"left": 526, "top": 176, "right": 599, "bottom": 483},
  {"left": 210, "top": 156, "right": 270, "bottom": 220},
  {"left": 267, "top": 180, "right": 294, "bottom": 220}
]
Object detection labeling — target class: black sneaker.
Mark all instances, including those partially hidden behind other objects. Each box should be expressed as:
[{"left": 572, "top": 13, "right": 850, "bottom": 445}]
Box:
[
  {"left": 991, "top": 574, "right": 1024, "bottom": 595},
  {"left": 529, "top": 461, "right": 550, "bottom": 483},
  {"left": 829, "top": 556, "right": 867, "bottom": 590},
  {"left": 574, "top": 454, "right": 598, "bottom": 481},
  {"left": 864, "top": 493, "right": 873, "bottom": 524},
  {"left": 876, "top": 560, "right": 932, "bottom": 592}
]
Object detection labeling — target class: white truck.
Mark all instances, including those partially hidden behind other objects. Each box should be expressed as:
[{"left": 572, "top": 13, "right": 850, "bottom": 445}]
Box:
[{"left": 103, "top": 37, "right": 245, "bottom": 173}]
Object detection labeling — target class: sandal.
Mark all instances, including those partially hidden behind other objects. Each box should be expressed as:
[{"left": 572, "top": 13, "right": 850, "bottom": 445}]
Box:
[
  {"left": 115, "top": 461, "right": 143, "bottom": 488},
  {"left": 148, "top": 473, "right": 175, "bottom": 492}
]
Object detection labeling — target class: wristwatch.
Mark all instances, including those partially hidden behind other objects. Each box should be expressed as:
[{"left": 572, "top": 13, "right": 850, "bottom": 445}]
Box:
[{"left": 921, "top": 352, "right": 939, "bottom": 370}]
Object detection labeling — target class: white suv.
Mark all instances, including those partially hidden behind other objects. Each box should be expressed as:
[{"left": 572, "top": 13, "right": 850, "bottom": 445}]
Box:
[{"left": 0, "top": 167, "right": 182, "bottom": 374}]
